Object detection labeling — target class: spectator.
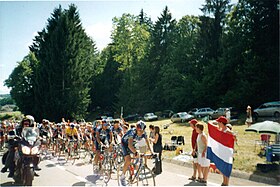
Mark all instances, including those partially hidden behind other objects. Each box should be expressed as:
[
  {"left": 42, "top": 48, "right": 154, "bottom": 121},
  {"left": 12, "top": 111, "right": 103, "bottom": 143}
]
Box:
[
  {"left": 225, "top": 108, "right": 231, "bottom": 123},
  {"left": 216, "top": 116, "right": 235, "bottom": 186},
  {"left": 187, "top": 119, "right": 199, "bottom": 181},
  {"left": 150, "top": 126, "right": 163, "bottom": 174},
  {"left": 149, "top": 124, "right": 155, "bottom": 150},
  {"left": 195, "top": 123, "right": 210, "bottom": 184},
  {"left": 245, "top": 105, "right": 253, "bottom": 127}
]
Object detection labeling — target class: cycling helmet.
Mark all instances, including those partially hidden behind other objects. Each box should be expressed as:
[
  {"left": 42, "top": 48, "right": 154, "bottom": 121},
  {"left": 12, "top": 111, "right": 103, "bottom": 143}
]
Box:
[
  {"left": 136, "top": 120, "right": 146, "bottom": 130},
  {"left": 57, "top": 123, "right": 62, "bottom": 127},
  {"left": 70, "top": 123, "right": 75, "bottom": 128}
]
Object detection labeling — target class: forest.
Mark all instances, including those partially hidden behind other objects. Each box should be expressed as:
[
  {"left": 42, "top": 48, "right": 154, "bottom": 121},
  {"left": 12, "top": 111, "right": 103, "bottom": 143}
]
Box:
[{"left": 5, "top": 0, "right": 279, "bottom": 122}]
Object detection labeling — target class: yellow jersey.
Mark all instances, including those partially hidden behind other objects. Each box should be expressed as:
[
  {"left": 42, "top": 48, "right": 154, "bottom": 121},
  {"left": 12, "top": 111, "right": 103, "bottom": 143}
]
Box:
[{"left": 65, "top": 127, "right": 78, "bottom": 137}]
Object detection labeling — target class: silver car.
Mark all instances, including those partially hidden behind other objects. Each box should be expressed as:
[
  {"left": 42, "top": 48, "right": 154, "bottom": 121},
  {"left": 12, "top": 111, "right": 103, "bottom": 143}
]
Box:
[
  {"left": 194, "top": 107, "right": 214, "bottom": 118},
  {"left": 171, "top": 112, "right": 194, "bottom": 123},
  {"left": 144, "top": 113, "right": 158, "bottom": 121},
  {"left": 253, "top": 101, "right": 280, "bottom": 118}
]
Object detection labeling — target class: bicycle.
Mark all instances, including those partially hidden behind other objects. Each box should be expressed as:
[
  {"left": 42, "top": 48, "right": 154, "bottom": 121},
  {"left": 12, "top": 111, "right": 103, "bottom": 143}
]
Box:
[
  {"left": 81, "top": 139, "right": 94, "bottom": 164},
  {"left": 65, "top": 139, "right": 80, "bottom": 164},
  {"left": 99, "top": 145, "right": 114, "bottom": 185},
  {"left": 117, "top": 153, "right": 156, "bottom": 186},
  {"left": 112, "top": 143, "right": 124, "bottom": 170}
]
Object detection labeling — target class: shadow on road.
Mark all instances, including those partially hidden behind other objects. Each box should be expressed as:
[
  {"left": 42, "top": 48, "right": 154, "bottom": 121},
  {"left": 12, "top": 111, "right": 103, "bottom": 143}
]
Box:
[
  {"left": 0, "top": 181, "right": 21, "bottom": 186},
  {"left": 72, "top": 181, "right": 86, "bottom": 186},
  {"left": 86, "top": 174, "right": 101, "bottom": 183},
  {"left": 184, "top": 181, "right": 206, "bottom": 186}
]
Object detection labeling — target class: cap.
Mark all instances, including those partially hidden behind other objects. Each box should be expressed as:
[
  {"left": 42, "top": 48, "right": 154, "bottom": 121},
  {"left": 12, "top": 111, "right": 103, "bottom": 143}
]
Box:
[
  {"left": 247, "top": 105, "right": 251, "bottom": 109},
  {"left": 216, "top": 116, "right": 228, "bottom": 124},
  {"left": 189, "top": 119, "right": 198, "bottom": 125}
]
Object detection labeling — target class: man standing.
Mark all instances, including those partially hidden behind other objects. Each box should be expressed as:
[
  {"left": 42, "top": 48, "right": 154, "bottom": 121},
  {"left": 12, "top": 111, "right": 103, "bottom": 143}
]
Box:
[{"left": 188, "top": 119, "right": 199, "bottom": 181}]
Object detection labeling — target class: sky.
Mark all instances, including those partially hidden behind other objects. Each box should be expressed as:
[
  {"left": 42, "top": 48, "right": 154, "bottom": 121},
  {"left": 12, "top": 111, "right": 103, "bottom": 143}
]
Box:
[{"left": 0, "top": 0, "right": 237, "bottom": 94}]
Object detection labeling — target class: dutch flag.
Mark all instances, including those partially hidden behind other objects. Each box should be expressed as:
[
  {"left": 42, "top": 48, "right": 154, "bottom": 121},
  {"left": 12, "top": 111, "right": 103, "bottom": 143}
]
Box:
[{"left": 207, "top": 122, "right": 235, "bottom": 178}]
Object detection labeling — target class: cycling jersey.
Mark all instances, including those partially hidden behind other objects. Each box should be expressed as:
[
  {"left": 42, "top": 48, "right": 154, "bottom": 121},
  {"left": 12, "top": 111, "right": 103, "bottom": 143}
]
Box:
[
  {"left": 121, "top": 128, "right": 147, "bottom": 156},
  {"left": 94, "top": 126, "right": 112, "bottom": 151},
  {"left": 110, "top": 126, "right": 123, "bottom": 135},
  {"left": 53, "top": 128, "right": 63, "bottom": 139},
  {"left": 96, "top": 127, "right": 112, "bottom": 144},
  {"left": 65, "top": 127, "right": 79, "bottom": 137}
]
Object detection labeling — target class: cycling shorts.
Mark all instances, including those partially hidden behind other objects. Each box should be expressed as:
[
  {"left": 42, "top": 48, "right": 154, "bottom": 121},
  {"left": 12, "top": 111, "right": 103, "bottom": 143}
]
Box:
[{"left": 121, "top": 144, "right": 133, "bottom": 157}]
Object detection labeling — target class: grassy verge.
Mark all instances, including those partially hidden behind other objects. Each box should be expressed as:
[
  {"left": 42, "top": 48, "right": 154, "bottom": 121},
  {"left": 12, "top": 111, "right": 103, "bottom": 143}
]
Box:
[{"left": 139, "top": 119, "right": 279, "bottom": 178}]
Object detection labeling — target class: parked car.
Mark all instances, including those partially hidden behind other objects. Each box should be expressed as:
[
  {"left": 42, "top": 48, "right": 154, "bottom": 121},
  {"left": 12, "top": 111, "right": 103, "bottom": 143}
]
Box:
[
  {"left": 253, "top": 101, "right": 280, "bottom": 118},
  {"left": 161, "top": 110, "right": 174, "bottom": 118},
  {"left": 106, "top": 117, "right": 114, "bottom": 123},
  {"left": 123, "top": 114, "right": 142, "bottom": 122},
  {"left": 210, "top": 108, "right": 227, "bottom": 119},
  {"left": 194, "top": 107, "right": 214, "bottom": 118},
  {"left": 188, "top": 108, "right": 199, "bottom": 115},
  {"left": 144, "top": 113, "right": 158, "bottom": 121},
  {"left": 171, "top": 112, "right": 194, "bottom": 123}
]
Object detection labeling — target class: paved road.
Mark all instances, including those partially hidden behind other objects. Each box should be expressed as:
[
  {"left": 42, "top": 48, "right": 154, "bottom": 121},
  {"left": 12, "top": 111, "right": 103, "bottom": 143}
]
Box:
[{"left": 0, "top": 150, "right": 273, "bottom": 186}]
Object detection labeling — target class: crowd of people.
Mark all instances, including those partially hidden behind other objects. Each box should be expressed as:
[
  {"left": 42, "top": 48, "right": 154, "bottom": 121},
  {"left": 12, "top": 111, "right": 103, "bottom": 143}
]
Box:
[
  {"left": 0, "top": 115, "right": 163, "bottom": 186},
  {"left": 0, "top": 105, "right": 244, "bottom": 186}
]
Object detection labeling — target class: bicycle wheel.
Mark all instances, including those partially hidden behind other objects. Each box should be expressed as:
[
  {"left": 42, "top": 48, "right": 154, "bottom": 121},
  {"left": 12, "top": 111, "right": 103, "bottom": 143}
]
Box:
[
  {"left": 117, "top": 164, "right": 133, "bottom": 186},
  {"left": 136, "top": 166, "right": 155, "bottom": 186},
  {"left": 101, "top": 156, "right": 112, "bottom": 184}
]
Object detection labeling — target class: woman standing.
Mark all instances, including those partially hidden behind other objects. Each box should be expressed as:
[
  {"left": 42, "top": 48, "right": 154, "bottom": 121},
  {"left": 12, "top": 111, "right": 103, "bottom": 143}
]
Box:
[
  {"left": 195, "top": 123, "right": 210, "bottom": 184},
  {"left": 150, "top": 126, "right": 163, "bottom": 174},
  {"left": 246, "top": 105, "right": 253, "bottom": 127}
]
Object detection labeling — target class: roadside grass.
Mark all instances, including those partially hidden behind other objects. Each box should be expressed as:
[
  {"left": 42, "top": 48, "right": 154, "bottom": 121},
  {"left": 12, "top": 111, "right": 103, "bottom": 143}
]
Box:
[{"left": 138, "top": 119, "right": 279, "bottom": 178}]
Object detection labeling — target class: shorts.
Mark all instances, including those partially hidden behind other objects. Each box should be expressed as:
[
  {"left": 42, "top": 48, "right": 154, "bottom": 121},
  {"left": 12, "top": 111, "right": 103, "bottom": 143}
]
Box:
[
  {"left": 95, "top": 140, "right": 106, "bottom": 151},
  {"left": 198, "top": 153, "right": 210, "bottom": 167},
  {"left": 121, "top": 144, "right": 133, "bottom": 157},
  {"left": 192, "top": 152, "right": 198, "bottom": 163}
]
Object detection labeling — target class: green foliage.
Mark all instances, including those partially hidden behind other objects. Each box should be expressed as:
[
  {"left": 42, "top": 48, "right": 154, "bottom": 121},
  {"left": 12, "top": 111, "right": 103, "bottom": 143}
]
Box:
[
  {"left": 7, "top": 4, "right": 98, "bottom": 121},
  {"left": 0, "top": 95, "right": 15, "bottom": 106},
  {"left": 6, "top": 1, "right": 279, "bottom": 119}
]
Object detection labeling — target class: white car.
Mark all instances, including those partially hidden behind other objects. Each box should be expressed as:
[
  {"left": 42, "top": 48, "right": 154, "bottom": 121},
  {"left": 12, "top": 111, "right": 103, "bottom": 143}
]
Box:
[
  {"left": 144, "top": 113, "right": 158, "bottom": 121},
  {"left": 171, "top": 112, "right": 194, "bottom": 123}
]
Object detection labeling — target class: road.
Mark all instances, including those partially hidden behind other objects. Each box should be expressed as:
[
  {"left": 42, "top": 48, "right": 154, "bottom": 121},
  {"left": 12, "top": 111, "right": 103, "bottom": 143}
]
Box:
[{"left": 0, "top": 150, "right": 273, "bottom": 186}]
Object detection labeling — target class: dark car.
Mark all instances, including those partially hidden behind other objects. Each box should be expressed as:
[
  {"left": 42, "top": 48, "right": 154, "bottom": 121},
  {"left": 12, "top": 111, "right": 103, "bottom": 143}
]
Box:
[
  {"left": 124, "top": 114, "right": 142, "bottom": 122},
  {"left": 161, "top": 110, "right": 174, "bottom": 118}
]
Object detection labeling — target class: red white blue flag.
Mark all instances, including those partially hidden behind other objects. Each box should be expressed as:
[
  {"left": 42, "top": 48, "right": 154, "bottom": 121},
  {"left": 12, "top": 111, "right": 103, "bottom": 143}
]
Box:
[{"left": 207, "top": 122, "right": 235, "bottom": 178}]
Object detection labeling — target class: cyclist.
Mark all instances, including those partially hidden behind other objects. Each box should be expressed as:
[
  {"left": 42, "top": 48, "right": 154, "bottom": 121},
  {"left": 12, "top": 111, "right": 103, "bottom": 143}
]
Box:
[
  {"left": 93, "top": 119, "right": 113, "bottom": 173},
  {"left": 110, "top": 120, "right": 124, "bottom": 144},
  {"left": 52, "top": 123, "right": 64, "bottom": 153},
  {"left": 65, "top": 123, "right": 80, "bottom": 141},
  {"left": 119, "top": 120, "right": 153, "bottom": 186},
  {"left": 39, "top": 119, "right": 52, "bottom": 145}
]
